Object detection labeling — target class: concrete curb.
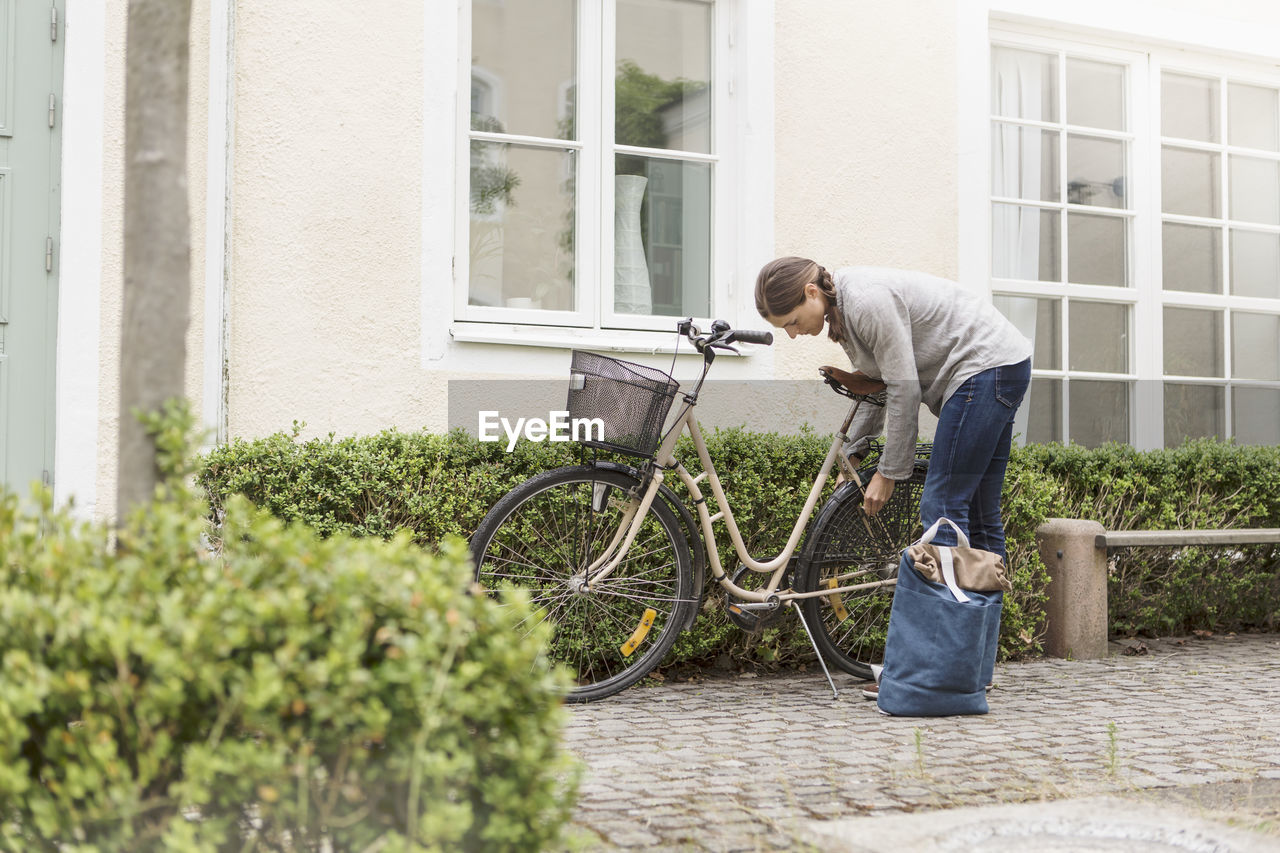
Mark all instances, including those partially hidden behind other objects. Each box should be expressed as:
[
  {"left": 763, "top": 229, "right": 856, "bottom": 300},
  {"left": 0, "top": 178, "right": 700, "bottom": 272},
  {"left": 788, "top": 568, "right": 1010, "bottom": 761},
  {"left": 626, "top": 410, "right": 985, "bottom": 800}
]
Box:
[{"left": 798, "top": 795, "right": 1275, "bottom": 852}]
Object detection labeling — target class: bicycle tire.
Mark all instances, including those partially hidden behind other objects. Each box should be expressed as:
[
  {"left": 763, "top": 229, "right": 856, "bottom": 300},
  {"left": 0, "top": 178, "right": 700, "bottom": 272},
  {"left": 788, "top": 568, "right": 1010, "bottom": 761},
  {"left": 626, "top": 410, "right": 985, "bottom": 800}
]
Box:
[
  {"left": 470, "top": 465, "right": 696, "bottom": 702},
  {"left": 795, "top": 461, "right": 929, "bottom": 680}
]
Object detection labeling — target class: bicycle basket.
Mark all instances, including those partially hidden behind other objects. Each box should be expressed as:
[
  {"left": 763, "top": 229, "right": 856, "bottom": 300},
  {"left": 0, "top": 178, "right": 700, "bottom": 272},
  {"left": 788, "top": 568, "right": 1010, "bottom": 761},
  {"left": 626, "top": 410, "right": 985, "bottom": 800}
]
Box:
[{"left": 566, "top": 350, "right": 680, "bottom": 459}]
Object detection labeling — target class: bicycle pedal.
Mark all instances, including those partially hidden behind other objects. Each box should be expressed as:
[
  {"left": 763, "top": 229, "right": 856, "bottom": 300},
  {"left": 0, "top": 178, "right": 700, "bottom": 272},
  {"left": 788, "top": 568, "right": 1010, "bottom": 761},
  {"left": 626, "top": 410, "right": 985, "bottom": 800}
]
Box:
[{"left": 725, "top": 585, "right": 786, "bottom": 632}]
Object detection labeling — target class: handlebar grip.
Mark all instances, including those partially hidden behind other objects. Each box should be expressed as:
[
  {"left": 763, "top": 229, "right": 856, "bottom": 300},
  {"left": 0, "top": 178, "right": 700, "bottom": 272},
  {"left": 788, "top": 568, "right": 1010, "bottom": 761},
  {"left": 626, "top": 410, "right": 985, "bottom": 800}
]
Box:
[{"left": 730, "top": 329, "right": 774, "bottom": 346}]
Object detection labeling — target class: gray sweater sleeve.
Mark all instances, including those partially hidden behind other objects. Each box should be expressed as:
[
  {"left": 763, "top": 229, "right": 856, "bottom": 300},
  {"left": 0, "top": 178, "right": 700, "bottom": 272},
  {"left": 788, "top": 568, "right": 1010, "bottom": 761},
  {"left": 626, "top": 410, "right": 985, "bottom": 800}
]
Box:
[
  {"left": 842, "top": 285, "right": 922, "bottom": 481},
  {"left": 843, "top": 400, "right": 885, "bottom": 461}
]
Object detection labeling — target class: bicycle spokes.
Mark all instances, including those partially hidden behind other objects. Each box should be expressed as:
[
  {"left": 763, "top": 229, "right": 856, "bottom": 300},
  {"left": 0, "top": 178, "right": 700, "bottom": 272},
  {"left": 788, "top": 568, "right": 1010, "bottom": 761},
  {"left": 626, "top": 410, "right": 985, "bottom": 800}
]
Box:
[{"left": 472, "top": 468, "right": 695, "bottom": 700}]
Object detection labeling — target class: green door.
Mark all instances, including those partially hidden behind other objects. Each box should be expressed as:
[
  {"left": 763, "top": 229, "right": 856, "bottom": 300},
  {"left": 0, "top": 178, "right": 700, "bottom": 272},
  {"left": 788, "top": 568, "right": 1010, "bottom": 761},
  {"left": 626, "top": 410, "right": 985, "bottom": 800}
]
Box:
[{"left": 0, "top": 0, "right": 62, "bottom": 495}]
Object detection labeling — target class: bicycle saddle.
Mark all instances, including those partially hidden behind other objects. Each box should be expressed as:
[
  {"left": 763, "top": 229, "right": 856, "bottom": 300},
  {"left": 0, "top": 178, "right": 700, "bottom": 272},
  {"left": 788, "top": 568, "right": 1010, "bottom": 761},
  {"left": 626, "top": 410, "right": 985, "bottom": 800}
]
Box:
[{"left": 818, "top": 365, "right": 888, "bottom": 397}]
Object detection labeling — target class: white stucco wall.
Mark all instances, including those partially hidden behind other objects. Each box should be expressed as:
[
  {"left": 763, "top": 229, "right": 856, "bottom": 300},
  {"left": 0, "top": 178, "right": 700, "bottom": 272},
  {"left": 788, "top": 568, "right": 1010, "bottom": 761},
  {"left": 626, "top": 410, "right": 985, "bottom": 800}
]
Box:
[
  {"left": 770, "top": 0, "right": 960, "bottom": 396},
  {"left": 226, "top": 1, "right": 427, "bottom": 441}
]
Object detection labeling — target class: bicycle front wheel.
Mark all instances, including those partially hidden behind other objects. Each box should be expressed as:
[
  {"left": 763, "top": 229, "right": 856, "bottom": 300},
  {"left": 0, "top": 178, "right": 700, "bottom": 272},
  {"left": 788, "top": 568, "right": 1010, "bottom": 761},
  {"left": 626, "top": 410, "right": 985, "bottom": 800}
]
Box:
[
  {"left": 795, "top": 462, "right": 928, "bottom": 680},
  {"left": 470, "top": 466, "right": 695, "bottom": 702}
]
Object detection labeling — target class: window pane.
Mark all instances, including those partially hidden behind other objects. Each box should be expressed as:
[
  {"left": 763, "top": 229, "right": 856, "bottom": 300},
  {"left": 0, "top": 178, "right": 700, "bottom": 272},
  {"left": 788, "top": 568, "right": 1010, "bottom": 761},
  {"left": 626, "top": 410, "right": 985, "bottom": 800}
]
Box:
[
  {"left": 1163, "top": 307, "right": 1223, "bottom": 377},
  {"left": 1068, "top": 213, "right": 1128, "bottom": 286},
  {"left": 1066, "top": 135, "right": 1126, "bottom": 209},
  {"left": 1162, "top": 73, "right": 1219, "bottom": 143},
  {"left": 991, "top": 124, "right": 1058, "bottom": 201},
  {"left": 1163, "top": 383, "right": 1225, "bottom": 445},
  {"left": 1231, "top": 229, "right": 1280, "bottom": 299},
  {"left": 1231, "top": 312, "right": 1280, "bottom": 381},
  {"left": 471, "top": 0, "right": 576, "bottom": 139},
  {"left": 994, "top": 295, "right": 1060, "bottom": 369},
  {"left": 1233, "top": 387, "right": 1280, "bottom": 445},
  {"left": 1162, "top": 222, "right": 1221, "bottom": 294},
  {"left": 1228, "top": 83, "right": 1279, "bottom": 151},
  {"left": 614, "top": 155, "right": 711, "bottom": 317},
  {"left": 1229, "top": 156, "right": 1280, "bottom": 226},
  {"left": 1069, "top": 301, "right": 1128, "bottom": 373},
  {"left": 992, "top": 204, "right": 1060, "bottom": 282},
  {"left": 1066, "top": 58, "right": 1124, "bottom": 131},
  {"left": 991, "top": 47, "right": 1058, "bottom": 123},
  {"left": 1027, "top": 377, "right": 1062, "bottom": 443},
  {"left": 1162, "top": 146, "right": 1220, "bottom": 218},
  {"left": 1069, "top": 380, "right": 1129, "bottom": 446},
  {"left": 616, "top": 0, "right": 712, "bottom": 153},
  {"left": 469, "top": 143, "right": 576, "bottom": 309}
]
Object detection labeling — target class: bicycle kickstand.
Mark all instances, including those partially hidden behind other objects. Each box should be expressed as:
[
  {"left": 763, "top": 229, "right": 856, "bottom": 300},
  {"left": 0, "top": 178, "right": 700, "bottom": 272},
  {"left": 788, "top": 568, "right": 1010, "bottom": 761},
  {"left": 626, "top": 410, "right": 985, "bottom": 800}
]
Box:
[{"left": 789, "top": 600, "right": 839, "bottom": 700}]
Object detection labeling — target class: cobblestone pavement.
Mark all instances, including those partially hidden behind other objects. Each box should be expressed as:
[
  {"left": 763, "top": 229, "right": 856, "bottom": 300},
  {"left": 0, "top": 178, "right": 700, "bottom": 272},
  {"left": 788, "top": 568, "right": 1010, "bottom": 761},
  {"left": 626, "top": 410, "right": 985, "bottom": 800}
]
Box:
[{"left": 561, "top": 633, "right": 1280, "bottom": 851}]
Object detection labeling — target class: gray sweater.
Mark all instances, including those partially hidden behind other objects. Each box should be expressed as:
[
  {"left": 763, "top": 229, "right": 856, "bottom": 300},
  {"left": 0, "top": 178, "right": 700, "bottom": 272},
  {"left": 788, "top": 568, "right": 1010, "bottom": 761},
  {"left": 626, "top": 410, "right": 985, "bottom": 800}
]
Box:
[{"left": 834, "top": 267, "right": 1032, "bottom": 480}]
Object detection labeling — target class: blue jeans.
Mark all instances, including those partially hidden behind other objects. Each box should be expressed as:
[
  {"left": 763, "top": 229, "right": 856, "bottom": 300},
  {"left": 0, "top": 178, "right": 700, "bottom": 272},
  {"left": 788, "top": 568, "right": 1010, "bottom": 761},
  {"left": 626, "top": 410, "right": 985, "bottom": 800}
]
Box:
[{"left": 918, "top": 359, "right": 1031, "bottom": 560}]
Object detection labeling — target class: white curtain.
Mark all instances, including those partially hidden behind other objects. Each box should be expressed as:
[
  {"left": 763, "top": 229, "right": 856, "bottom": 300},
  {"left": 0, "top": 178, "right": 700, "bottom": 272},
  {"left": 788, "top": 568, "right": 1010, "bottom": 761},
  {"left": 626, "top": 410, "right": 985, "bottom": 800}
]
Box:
[
  {"left": 991, "top": 50, "right": 1049, "bottom": 444},
  {"left": 991, "top": 49, "right": 1048, "bottom": 282}
]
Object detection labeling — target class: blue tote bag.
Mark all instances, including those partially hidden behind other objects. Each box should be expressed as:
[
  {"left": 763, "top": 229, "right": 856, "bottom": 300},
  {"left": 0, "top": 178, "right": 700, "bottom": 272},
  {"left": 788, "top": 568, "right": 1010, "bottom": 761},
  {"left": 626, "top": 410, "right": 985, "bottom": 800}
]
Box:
[{"left": 876, "top": 518, "right": 1006, "bottom": 717}]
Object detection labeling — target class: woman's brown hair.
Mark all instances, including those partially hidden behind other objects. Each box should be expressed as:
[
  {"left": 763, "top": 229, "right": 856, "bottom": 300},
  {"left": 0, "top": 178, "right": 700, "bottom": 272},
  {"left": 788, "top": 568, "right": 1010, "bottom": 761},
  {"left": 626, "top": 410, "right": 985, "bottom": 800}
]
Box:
[{"left": 753, "top": 256, "right": 844, "bottom": 343}]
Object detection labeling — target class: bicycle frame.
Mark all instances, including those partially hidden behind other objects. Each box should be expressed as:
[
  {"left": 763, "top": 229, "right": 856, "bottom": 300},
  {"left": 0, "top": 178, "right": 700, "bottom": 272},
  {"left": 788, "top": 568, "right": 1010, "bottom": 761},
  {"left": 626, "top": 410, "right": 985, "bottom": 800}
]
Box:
[{"left": 584, "top": 392, "right": 895, "bottom": 605}]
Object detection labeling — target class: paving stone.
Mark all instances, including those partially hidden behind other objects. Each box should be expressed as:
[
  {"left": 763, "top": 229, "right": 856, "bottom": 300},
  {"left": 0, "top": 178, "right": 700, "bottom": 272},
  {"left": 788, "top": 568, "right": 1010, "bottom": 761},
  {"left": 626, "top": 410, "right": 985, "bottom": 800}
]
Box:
[{"left": 561, "top": 633, "right": 1280, "bottom": 850}]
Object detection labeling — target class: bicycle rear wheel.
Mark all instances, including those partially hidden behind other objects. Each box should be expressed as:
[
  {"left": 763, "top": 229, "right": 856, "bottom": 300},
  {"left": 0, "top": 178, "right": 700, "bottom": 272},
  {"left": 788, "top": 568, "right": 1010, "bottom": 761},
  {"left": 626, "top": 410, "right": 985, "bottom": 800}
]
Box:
[
  {"left": 470, "top": 466, "right": 695, "bottom": 702},
  {"left": 795, "top": 462, "right": 928, "bottom": 680}
]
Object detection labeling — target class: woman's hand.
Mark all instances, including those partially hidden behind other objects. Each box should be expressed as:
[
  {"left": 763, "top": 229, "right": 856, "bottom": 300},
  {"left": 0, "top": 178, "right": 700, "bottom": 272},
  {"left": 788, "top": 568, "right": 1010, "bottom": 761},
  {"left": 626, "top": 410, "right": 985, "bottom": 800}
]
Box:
[{"left": 863, "top": 472, "right": 895, "bottom": 516}]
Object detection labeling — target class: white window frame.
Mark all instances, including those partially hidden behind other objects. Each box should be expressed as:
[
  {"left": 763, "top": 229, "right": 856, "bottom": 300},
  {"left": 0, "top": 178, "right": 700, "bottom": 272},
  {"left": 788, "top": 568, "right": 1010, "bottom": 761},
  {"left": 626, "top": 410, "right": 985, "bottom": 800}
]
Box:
[
  {"left": 972, "top": 18, "right": 1280, "bottom": 449},
  {"left": 1152, "top": 56, "right": 1280, "bottom": 445},
  {"left": 987, "top": 29, "right": 1150, "bottom": 446},
  {"left": 447, "top": 0, "right": 763, "bottom": 351}
]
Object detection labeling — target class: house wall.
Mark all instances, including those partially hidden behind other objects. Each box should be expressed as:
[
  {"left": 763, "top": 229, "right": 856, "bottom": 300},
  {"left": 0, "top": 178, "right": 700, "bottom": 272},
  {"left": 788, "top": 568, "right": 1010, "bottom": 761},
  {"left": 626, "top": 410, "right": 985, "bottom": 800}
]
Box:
[
  {"left": 226, "top": 1, "right": 426, "bottom": 441},
  {"left": 53, "top": 0, "right": 1280, "bottom": 519},
  {"left": 772, "top": 0, "right": 961, "bottom": 383}
]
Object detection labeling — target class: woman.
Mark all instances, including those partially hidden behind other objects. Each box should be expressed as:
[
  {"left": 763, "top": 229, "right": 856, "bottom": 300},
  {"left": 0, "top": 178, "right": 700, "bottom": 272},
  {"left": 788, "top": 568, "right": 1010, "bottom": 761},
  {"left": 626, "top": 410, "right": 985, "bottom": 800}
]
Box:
[
  {"left": 757, "top": 257, "right": 1032, "bottom": 712},
  {"left": 755, "top": 257, "right": 1032, "bottom": 560}
]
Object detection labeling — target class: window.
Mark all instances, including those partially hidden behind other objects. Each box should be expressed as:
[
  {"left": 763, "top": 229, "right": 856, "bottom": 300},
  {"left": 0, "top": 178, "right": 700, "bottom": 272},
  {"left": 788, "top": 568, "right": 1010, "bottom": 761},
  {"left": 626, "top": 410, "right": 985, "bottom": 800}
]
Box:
[
  {"left": 459, "top": 0, "right": 720, "bottom": 332},
  {"left": 990, "top": 42, "right": 1137, "bottom": 446},
  {"left": 1160, "top": 69, "right": 1280, "bottom": 447},
  {"left": 988, "top": 32, "right": 1280, "bottom": 448}
]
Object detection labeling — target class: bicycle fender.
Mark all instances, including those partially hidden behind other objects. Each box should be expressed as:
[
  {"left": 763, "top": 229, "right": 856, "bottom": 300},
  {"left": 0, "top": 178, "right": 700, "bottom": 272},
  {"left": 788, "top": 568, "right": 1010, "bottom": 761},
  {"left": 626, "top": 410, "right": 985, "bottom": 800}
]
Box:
[
  {"left": 591, "top": 460, "right": 707, "bottom": 631},
  {"left": 794, "top": 481, "right": 863, "bottom": 582}
]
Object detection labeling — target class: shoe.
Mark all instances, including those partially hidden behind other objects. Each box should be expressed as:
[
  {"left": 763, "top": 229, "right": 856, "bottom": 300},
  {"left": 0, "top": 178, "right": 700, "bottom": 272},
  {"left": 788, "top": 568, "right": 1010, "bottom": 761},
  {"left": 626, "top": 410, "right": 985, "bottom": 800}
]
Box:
[{"left": 860, "top": 663, "right": 885, "bottom": 699}]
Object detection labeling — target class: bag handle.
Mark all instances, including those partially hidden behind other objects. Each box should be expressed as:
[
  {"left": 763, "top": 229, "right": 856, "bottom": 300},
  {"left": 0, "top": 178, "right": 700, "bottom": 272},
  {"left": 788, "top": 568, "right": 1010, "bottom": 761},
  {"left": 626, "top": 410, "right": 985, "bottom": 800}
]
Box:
[
  {"left": 936, "top": 547, "right": 970, "bottom": 603},
  {"left": 917, "top": 517, "right": 971, "bottom": 603},
  {"left": 918, "top": 516, "right": 971, "bottom": 549}
]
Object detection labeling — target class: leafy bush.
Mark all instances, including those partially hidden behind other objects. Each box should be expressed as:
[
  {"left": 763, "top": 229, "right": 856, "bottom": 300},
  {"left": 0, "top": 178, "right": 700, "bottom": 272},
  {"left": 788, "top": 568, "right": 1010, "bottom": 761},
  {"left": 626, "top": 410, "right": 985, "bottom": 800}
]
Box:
[
  {"left": 200, "top": 428, "right": 1280, "bottom": 668},
  {"left": 0, "top": 415, "right": 576, "bottom": 850},
  {"left": 200, "top": 428, "right": 1060, "bottom": 667},
  {"left": 1018, "top": 440, "right": 1280, "bottom": 635}
]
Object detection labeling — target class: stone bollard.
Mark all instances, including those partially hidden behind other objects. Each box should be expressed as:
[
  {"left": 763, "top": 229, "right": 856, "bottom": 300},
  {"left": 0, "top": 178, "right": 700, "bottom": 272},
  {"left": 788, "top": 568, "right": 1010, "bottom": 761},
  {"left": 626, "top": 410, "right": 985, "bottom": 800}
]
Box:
[{"left": 1035, "top": 518, "right": 1109, "bottom": 660}]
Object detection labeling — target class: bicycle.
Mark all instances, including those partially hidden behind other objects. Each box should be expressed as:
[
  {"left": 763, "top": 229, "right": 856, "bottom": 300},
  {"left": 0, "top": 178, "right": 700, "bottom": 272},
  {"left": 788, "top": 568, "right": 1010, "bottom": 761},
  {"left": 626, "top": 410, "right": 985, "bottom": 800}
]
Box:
[{"left": 469, "top": 320, "right": 930, "bottom": 702}]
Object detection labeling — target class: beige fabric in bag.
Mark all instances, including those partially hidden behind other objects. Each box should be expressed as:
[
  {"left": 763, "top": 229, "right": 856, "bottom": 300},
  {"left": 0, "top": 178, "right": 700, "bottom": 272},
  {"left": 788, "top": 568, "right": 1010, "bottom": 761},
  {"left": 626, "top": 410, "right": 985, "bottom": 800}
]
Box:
[{"left": 905, "top": 542, "right": 1012, "bottom": 593}]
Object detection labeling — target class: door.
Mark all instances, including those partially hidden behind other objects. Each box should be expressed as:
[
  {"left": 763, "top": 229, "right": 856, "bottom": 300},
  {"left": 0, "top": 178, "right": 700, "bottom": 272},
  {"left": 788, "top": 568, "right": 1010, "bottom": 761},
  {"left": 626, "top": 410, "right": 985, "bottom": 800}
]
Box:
[{"left": 0, "top": 0, "right": 62, "bottom": 495}]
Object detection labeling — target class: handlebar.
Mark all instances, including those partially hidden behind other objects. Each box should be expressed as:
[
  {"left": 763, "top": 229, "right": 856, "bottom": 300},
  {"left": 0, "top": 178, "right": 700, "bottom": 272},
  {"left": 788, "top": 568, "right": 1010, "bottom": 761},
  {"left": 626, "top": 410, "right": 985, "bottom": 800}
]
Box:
[
  {"left": 677, "top": 318, "right": 774, "bottom": 353},
  {"left": 728, "top": 328, "right": 774, "bottom": 346}
]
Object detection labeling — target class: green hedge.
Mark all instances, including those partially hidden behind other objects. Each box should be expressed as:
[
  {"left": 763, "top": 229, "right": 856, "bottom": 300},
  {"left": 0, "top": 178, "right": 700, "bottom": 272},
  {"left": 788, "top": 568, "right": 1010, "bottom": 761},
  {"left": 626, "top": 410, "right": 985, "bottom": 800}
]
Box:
[
  {"left": 1020, "top": 440, "right": 1280, "bottom": 635},
  {"left": 198, "top": 429, "right": 1280, "bottom": 672},
  {"left": 0, "top": 417, "right": 577, "bottom": 850}
]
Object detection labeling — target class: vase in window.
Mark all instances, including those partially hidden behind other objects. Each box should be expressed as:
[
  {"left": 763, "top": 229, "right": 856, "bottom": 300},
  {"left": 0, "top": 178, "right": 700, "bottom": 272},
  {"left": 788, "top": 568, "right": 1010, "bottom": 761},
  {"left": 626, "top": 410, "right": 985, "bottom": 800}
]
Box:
[{"left": 614, "top": 174, "right": 652, "bottom": 314}]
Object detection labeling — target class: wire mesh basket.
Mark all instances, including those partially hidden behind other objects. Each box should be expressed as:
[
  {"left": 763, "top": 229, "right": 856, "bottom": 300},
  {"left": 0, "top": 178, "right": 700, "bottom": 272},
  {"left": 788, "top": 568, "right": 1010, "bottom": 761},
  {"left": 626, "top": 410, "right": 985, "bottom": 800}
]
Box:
[{"left": 566, "top": 350, "right": 680, "bottom": 459}]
